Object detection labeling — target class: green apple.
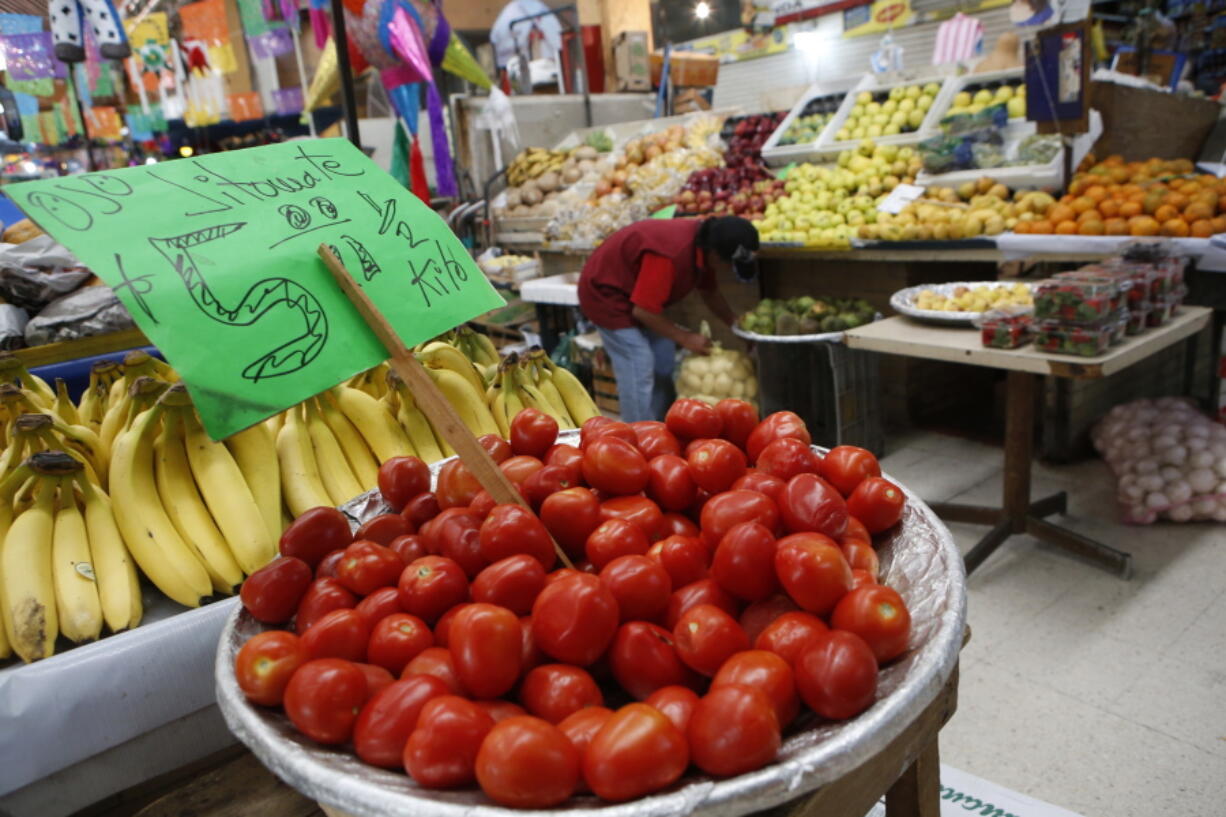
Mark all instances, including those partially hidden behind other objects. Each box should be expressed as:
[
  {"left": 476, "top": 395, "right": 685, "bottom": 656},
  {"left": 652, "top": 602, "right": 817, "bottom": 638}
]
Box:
[
  {"left": 1007, "top": 96, "right": 1026, "bottom": 118},
  {"left": 866, "top": 101, "right": 881, "bottom": 115},
  {"left": 923, "top": 82, "right": 941, "bottom": 96},
  {"left": 995, "top": 85, "right": 1014, "bottom": 101},
  {"left": 1016, "top": 83, "right": 1026, "bottom": 97},
  {"left": 972, "top": 89, "right": 993, "bottom": 105},
  {"left": 836, "top": 128, "right": 852, "bottom": 142},
  {"left": 947, "top": 106, "right": 967, "bottom": 116},
  {"left": 907, "top": 109, "right": 925, "bottom": 128},
  {"left": 867, "top": 124, "right": 883, "bottom": 137},
  {"left": 881, "top": 99, "right": 898, "bottom": 114},
  {"left": 904, "top": 85, "right": 921, "bottom": 99},
  {"left": 954, "top": 91, "right": 972, "bottom": 107},
  {"left": 858, "top": 137, "right": 876, "bottom": 155},
  {"left": 916, "top": 94, "right": 933, "bottom": 111},
  {"left": 851, "top": 103, "right": 865, "bottom": 118},
  {"left": 857, "top": 91, "right": 873, "bottom": 104},
  {"left": 883, "top": 123, "right": 902, "bottom": 136},
  {"left": 967, "top": 103, "right": 984, "bottom": 115},
  {"left": 898, "top": 98, "right": 916, "bottom": 113},
  {"left": 890, "top": 111, "right": 907, "bottom": 126},
  {"left": 889, "top": 86, "right": 905, "bottom": 101},
  {"left": 873, "top": 114, "right": 890, "bottom": 127},
  {"left": 851, "top": 126, "right": 867, "bottom": 140}
]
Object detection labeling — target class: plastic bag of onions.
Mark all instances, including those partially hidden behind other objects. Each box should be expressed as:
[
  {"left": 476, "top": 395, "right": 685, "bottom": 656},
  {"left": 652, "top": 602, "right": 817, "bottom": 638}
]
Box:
[
  {"left": 675, "top": 322, "right": 758, "bottom": 409},
  {"left": 1092, "top": 397, "right": 1226, "bottom": 524}
]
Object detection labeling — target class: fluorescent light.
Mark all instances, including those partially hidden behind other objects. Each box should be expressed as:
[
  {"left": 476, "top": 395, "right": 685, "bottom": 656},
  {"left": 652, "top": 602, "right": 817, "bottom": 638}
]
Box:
[{"left": 695, "top": 1, "right": 711, "bottom": 20}]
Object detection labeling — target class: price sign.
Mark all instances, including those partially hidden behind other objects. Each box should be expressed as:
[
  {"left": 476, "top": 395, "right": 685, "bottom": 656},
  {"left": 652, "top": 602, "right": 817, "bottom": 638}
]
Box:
[
  {"left": 876, "top": 183, "right": 926, "bottom": 214},
  {"left": 8, "top": 138, "right": 505, "bottom": 439}
]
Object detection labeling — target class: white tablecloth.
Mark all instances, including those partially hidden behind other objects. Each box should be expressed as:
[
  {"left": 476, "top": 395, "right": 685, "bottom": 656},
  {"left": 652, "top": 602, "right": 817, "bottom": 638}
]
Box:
[{"left": 996, "top": 234, "right": 1226, "bottom": 271}]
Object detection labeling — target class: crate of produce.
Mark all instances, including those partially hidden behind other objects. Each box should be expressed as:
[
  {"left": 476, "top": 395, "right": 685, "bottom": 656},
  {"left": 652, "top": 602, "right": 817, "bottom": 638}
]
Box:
[
  {"left": 927, "top": 69, "right": 1028, "bottom": 128},
  {"left": 815, "top": 75, "right": 952, "bottom": 155},
  {"left": 760, "top": 83, "right": 855, "bottom": 166},
  {"left": 1034, "top": 320, "right": 1114, "bottom": 357}
]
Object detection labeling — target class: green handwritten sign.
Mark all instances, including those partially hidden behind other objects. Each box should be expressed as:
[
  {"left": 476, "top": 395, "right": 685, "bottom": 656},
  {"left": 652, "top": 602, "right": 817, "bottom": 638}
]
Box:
[
  {"left": 8, "top": 138, "right": 505, "bottom": 439},
  {"left": 650, "top": 204, "right": 677, "bottom": 219},
  {"left": 776, "top": 162, "right": 796, "bottom": 180}
]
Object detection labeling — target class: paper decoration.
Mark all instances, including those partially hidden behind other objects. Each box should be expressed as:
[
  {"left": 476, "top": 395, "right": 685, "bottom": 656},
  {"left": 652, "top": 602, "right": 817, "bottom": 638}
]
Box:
[
  {"left": 20, "top": 114, "right": 41, "bottom": 142},
  {"left": 179, "top": 0, "right": 230, "bottom": 43},
  {"left": 8, "top": 78, "right": 54, "bottom": 98},
  {"left": 8, "top": 138, "right": 505, "bottom": 440},
  {"left": 0, "top": 13, "right": 42, "bottom": 35},
  {"left": 126, "top": 106, "right": 154, "bottom": 140},
  {"left": 227, "top": 91, "right": 264, "bottom": 121},
  {"left": 88, "top": 106, "right": 123, "bottom": 139},
  {"left": 247, "top": 28, "right": 292, "bottom": 59},
  {"left": 209, "top": 43, "right": 238, "bottom": 73},
  {"left": 3, "top": 32, "right": 57, "bottom": 80},
  {"left": 387, "top": 7, "right": 433, "bottom": 83},
  {"left": 37, "top": 111, "right": 57, "bottom": 144},
  {"left": 272, "top": 86, "right": 303, "bottom": 115},
  {"left": 59, "top": 95, "right": 80, "bottom": 135},
  {"left": 126, "top": 12, "right": 170, "bottom": 47},
  {"left": 442, "top": 32, "right": 492, "bottom": 89},
  {"left": 237, "top": 0, "right": 283, "bottom": 37},
  {"left": 303, "top": 37, "right": 339, "bottom": 113},
  {"left": 13, "top": 93, "right": 40, "bottom": 116}
]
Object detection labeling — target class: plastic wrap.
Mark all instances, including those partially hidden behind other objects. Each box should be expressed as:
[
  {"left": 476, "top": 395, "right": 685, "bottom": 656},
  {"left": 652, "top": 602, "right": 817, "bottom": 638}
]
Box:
[
  {"left": 24, "top": 285, "right": 135, "bottom": 347},
  {"left": 216, "top": 433, "right": 967, "bottom": 817},
  {"left": 0, "top": 235, "right": 91, "bottom": 311},
  {"left": 0, "top": 304, "right": 29, "bottom": 349}
]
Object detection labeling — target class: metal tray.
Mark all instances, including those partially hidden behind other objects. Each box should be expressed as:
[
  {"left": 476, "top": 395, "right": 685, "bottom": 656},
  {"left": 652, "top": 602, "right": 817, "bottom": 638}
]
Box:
[
  {"left": 215, "top": 435, "right": 966, "bottom": 817},
  {"left": 890, "top": 281, "right": 1033, "bottom": 326}
]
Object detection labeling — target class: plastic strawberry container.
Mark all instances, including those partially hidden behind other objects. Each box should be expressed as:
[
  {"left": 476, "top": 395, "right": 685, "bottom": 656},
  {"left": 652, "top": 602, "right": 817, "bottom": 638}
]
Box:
[
  {"left": 1054, "top": 270, "right": 1129, "bottom": 312},
  {"left": 1034, "top": 320, "right": 1113, "bottom": 357},
  {"left": 1125, "top": 306, "right": 1150, "bottom": 336},
  {"left": 1147, "top": 297, "right": 1177, "bottom": 328},
  {"left": 977, "top": 309, "right": 1033, "bottom": 349},
  {"left": 1033, "top": 279, "right": 1117, "bottom": 325}
]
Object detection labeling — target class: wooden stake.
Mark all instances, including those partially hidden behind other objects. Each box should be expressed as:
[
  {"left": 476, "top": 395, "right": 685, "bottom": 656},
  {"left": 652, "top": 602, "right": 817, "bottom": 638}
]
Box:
[{"left": 317, "top": 244, "right": 573, "bottom": 569}]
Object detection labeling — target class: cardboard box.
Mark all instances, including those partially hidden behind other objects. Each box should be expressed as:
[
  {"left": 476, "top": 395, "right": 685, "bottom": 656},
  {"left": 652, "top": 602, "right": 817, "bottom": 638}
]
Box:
[
  {"left": 613, "top": 31, "right": 650, "bottom": 92},
  {"left": 650, "top": 52, "right": 720, "bottom": 88}
]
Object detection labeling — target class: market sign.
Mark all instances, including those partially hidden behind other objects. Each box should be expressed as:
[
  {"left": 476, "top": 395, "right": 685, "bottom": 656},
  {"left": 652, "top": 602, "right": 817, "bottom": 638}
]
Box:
[
  {"left": 6, "top": 138, "right": 504, "bottom": 440},
  {"left": 771, "top": 0, "right": 873, "bottom": 25}
]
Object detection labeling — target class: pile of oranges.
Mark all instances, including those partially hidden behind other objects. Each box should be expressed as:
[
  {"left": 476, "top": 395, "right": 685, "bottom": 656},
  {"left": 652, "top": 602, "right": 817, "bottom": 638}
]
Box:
[{"left": 1015, "top": 156, "right": 1226, "bottom": 238}]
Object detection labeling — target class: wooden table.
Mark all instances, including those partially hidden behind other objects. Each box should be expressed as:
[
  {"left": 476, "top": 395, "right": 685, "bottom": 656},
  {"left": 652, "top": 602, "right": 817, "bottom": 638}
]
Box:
[{"left": 846, "top": 307, "right": 1213, "bottom": 577}]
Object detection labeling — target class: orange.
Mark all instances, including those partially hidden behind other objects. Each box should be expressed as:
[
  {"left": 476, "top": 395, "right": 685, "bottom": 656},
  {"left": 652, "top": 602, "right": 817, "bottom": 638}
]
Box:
[
  {"left": 1030, "top": 219, "right": 1054, "bottom": 234},
  {"left": 1084, "top": 185, "right": 1108, "bottom": 203},
  {"left": 1098, "top": 199, "right": 1121, "bottom": 218},
  {"left": 1190, "top": 219, "right": 1215, "bottom": 238},
  {"left": 1143, "top": 193, "right": 1166, "bottom": 214},
  {"left": 1072, "top": 196, "right": 1097, "bottom": 214},
  {"left": 1048, "top": 204, "right": 1076, "bottom": 224},
  {"left": 1166, "top": 192, "right": 1189, "bottom": 211},
  {"left": 1160, "top": 218, "right": 1190, "bottom": 237},
  {"left": 1184, "top": 201, "right": 1213, "bottom": 222},
  {"left": 1078, "top": 209, "right": 1104, "bottom": 224},
  {"left": 1104, "top": 218, "right": 1129, "bottom": 235},
  {"left": 1056, "top": 220, "right": 1079, "bottom": 235},
  {"left": 1014, "top": 220, "right": 1032, "bottom": 234},
  {"left": 1078, "top": 220, "right": 1105, "bottom": 236},
  {"left": 1119, "top": 200, "right": 1143, "bottom": 218},
  {"left": 1212, "top": 215, "right": 1226, "bottom": 233},
  {"left": 1110, "top": 167, "right": 1131, "bottom": 185},
  {"left": 1196, "top": 191, "right": 1219, "bottom": 210},
  {"left": 1128, "top": 215, "right": 1161, "bottom": 236},
  {"left": 1154, "top": 204, "right": 1180, "bottom": 224},
  {"left": 1068, "top": 178, "right": 1090, "bottom": 197}
]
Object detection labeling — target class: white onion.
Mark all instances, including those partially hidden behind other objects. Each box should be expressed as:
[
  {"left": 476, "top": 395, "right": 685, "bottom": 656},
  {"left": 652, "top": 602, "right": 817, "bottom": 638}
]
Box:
[
  {"left": 1160, "top": 466, "right": 1182, "bottom": 483},
  {"left": 1189, "top": 450, "right": 1215, "bottom": 469},
  {"left": 1153, "top": 434, "right": 1177, "bottom": 450},
  {"left": 1186, "top": 423, "right": 1210, "bottom": 438},
  {"left": 1214, "top": 505, "right": 1226, "bottom": 522},
  {"left": 1168, "top": 503, "right": 1195, "bottom": 522},
  {"left": 1166, "top": 480, "right": 1193, "bottom": 505},
  {"left": 1145, "top": 491, "right": 1170, "bottom": 509},
  {"left": 1210, "top": 442, "right": 1226, "bottom": 459},
  {"left": 1125, "top": 427, "right": 1148, "bottom": 442},
  {"left": 1135, "top": 458, "right": 1159, "bottom": 474},
  {"left": 1192, "top": 497, "right": 1218, "bottom": 515},
  {"left": 1138, "top": 474, "right": 1165, "bottom": 492},
  {"left": 1188, "top": 468, "right": 1217, "bottom": 494},
  {"left": 1161, "top": 445, "right": 1188, "bottom": 466},
  {"left": 1215, "top": 458, "right": 1226, "bottom": 479}
]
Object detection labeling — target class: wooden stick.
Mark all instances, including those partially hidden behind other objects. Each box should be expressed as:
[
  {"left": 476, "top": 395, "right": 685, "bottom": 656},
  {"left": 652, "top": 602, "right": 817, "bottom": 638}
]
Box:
[{"left": 317, "top": 244, "right": 573, "bottom": 569}]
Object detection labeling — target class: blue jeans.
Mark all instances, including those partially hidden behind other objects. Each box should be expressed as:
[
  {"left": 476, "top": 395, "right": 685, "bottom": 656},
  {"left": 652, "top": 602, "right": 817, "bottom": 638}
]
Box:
[{"left": 597, "top": 326, "right": 676, "bottom": 422}]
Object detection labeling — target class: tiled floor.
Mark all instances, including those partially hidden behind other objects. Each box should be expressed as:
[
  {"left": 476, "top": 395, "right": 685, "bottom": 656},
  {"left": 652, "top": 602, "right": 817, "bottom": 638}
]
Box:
[{"left": 880, "top": 431, "right": 1226, "bottom": 817}]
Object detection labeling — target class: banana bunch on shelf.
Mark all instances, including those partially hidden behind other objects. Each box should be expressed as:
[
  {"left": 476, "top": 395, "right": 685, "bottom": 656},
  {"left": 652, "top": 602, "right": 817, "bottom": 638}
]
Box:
[
  {"left": 488, "top": 350, "right": 600, "bottom": 437},
  {"left": 507, "top": 147, "right": 568, "bottom": 187}
]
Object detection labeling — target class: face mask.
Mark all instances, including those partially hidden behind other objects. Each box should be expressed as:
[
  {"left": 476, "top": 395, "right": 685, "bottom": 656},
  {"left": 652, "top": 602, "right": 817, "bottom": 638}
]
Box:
[{"left": 732, "top": 245, "right": 758, "bottom": 282}]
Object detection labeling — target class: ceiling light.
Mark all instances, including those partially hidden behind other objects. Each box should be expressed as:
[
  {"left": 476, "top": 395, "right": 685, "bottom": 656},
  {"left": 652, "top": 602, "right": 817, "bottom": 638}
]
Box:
[{"left": 695, "top": 2, "right": 711, "bottom": 20}]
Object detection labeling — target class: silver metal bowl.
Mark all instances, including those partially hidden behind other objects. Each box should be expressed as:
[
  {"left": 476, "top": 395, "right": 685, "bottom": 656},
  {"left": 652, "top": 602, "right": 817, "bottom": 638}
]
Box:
[
  {"left": 890, "top": 281, "right": 1033, "bottom": 326},
  {"left": 215, "top": 436, "right": 966, "bottom": 817}
]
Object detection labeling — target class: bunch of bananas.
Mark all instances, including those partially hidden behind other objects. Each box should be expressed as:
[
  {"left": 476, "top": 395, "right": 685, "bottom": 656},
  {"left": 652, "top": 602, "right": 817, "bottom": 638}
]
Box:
[
  {"left": 488, "top": 350, "right": 600, "bottom": 437},
  {"left": 507, "top": 147, "right": 568, "bottom": 187}
]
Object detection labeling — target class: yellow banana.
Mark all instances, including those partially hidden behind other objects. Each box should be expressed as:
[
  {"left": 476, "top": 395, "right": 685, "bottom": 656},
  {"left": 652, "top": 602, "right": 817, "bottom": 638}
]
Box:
[
  {"left": 429, "top": 367, "right": 501, "bottom": 438},
  {"left": 304, "top": 401, "right": 365, "bottom": 506},
  {"left": 418, "top": 341, "right": 487, "bottom": 396},
  {"left": 155, "top": 411, "right": 243, "bottom": 594},
  {"left": 502, "top": 365, "right": 525, "bottom": 421},
  {"left": 395, "top": 389, "right": 446, "bottom": 464},
  {"left": 516, "top": 363, "right": 574, "bottom": 429},
  {"left": 490, "top": 388, "right": 510, "bottom": 439},
  {"left": 277, "top": 405, "right": 334, "bottom": 516},
  {"left": 334, "top": 386, "right": 415, "bottom": 462},
  {"left": 318, "top": 394, "right": 380, "bottom": 490},
  {"left": 108, "top": 404, "right": 212, "bottom": 607},
  {"left": 54, "top": 379, "right": 81, "bottom": 426},
  {"left": 225, "top": 420, "right": 283, "bottom": 543},
  {"left": 264, "top": 411, "right": 285, "bottom": 439},
  {"left": 0, "top": 353, "right": 55, "bottom": 407},
  {"left": 542, "top": 356, "right": 601, "bottom": 425},
  {"left": 180, "top": 407, "right": 274, "bottom": 575},
  {"left": 2, "top": 472, "right": 58, "bottom": 661},
  {"left": 77, "top": 475, "right": 141, "bottom": 632},
  {"left": 530, "top": 357, "right": 577, "bottom": 428},
  {"left": 52, "top": 486, "right": 103, "bottom": 643}
]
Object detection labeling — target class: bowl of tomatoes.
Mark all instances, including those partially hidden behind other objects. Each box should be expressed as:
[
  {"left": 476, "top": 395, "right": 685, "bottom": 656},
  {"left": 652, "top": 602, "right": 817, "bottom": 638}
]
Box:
[{"left": 216, "top": 404, "right": 966, "bottom": 817}]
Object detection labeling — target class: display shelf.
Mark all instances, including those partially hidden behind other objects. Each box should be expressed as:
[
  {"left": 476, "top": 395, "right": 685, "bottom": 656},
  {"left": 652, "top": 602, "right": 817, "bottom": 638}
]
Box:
[{"left": 11, "top": 327, "right": 150, "bottom": 368}]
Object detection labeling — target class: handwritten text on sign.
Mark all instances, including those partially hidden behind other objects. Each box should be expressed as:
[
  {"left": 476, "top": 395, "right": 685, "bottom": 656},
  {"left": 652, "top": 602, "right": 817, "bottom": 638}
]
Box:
[{"left": 9, "top": 138, "right": 504, "bottom": 440}]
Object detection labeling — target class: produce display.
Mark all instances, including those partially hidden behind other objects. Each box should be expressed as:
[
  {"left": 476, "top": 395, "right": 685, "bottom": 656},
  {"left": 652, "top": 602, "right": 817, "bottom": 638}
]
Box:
[
  {"left": 499, "top": 145, "right": 611, "bottom": 220},
  {"left": 675, "top": 327, "right": 758, "bottom": 405},
  {"left": 738, "top": 296, "right": 876, "bottom": 335},
  {"left": 833, "top": 85, "right": 940, "bottom": 142},
  {"left": 1033, "top": 320, "right": 1114, "bottom": 357},
  {"left": 861, "top": 181, "right": 1055, "bottom": 242},
  {"left": 1094, "top": 397, "right": 1226, "bottom": 523},
  {"left": 231, "top": 402, "right": 912, "bottom": 808},
  {"left": 978, "top": 310, "right": 1033, "bottom": 349},
  {"left": 909, "top": 282, "right": 1032, "bottom": 313},
  {"left": 1033, "top": 279, "right": 1117, "bottom": 324},
  {"left": 775, "top": 94, "right": 843, "bottom": 146},
  {"left": 943, "top": 81, "right": 1026, "bottom": 120},
  {"left": 723, "top": 113, "right": 786, "bottom": 159},
  {"left": 675, "top": 114, "right": 788, "bottom": 220}
]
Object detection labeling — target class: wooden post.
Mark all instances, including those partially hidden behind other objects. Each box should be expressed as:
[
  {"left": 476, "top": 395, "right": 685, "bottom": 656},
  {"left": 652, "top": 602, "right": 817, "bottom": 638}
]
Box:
[{"left": 317, "top": 245, "right": 573, "bottom": 568}]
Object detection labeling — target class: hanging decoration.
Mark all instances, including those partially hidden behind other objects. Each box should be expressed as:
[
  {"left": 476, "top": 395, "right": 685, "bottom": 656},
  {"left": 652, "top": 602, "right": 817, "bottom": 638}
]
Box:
[
  {"left": 272, "top": 86, "right": 304, "bottom": 115},
  {"left": 49, "top": 0, "right": 131, "bottom": 62},
  {"left": 228, "top": 91, "right": 264, "bottom": 120},
  {"left": 3, "top": 32, "right": 58, "bottom": 80}
]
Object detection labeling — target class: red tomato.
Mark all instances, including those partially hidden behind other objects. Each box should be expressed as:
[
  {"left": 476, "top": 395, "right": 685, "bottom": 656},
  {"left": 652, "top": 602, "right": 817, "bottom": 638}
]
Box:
[
  {"left": 665, "top": 398, "right": 723, "bottom": 441},
  {"left": 478, "top": 504, "right": 556, "bottom": 570},
  {"left": 842, "top": 516, "right": 872, "bottom": 546},
  {"left": 585, "top": 518, "right": 650, "bottom": 570},
  {"left": 599, "top": 495, "right": 663, "bottom": 540},
  {"left": 367, "top": 613, "right": 433, "bottom": 675},
  {"left": 421, "top": 508, "right": 483, "bottom": 573},
  {"left": 315, "top": 549, "right": 345, "bottom": 579},
  {"left": 756, "top": 437, "right": 820, "bottom": 482},
  {"left": 699, "top": 489, "right": 781, "bottom": 549},
  {"left": 609, "top": 621, "right": 697, "bottom": 700},
  {"left": 599, "top": 555, "right": 672, "bottom": 622},
  {"left": 478, "top": 433, "right": 513, "bottom": 463},
  {"left": 820, "top": 446, "right": 882, "bottom": 497},
  {"left": 470, "top": 554, "right": 546, "bottom": 616},
  {"left": 846, "top": 477, "right": 905, "bottom": 534},
  {"left": 519, "top": 664, "right": 603, "bottom": 723},
  {"left": 579, "top": 416, "right": 614, "bottom": 446},
  {"left": 754, "top": 611, "right": 829, "bottom": 664},
  {"left": 715, "top": 399, "right": 758, "bottom": 449},
  {"left": 778, "top": 473, "right": 849, "bottom": 538},
  {"left": 432, "top": 603, "right": 467, "bottom": 648},
  {"left": 850, "top": 568, "right": 877, "bottom": 590},
  {"left": 664, "top": 578, "right": 738, "bottom": 629},
  {"left": 336, "top": 540, "right": 404, "bottom": 595},
  {"left": 775, "top": 533, "right": 852, "bottom": 616},
  {"left": 241, "top": 556, "right": 312, "bottom": 623},
  {"left": 404, "top": 695, "right": 496, "bottom": 788},
  {"left": 711, "top": 521, "right": 778, "bottom": 601},
  {"left": 794, "top": 630, "right": 878, "bottom": 720},
  {"left": 830, "top": 584, "right": 911, "bottom": 663},
  {"left": 398, "top": 556, "right": 469, "bottom": 624},
  {"left": 531, "top": 573, "right": 619, "bottom": 666},
  {"left": 648, "top": 535, "right": 710, "bottom": 589},
  {"left": 234, "top": 630, "right": 307, "bottom": 706},
  {"left": 658, "top": 511, "right": 700, "bottom": 539},
  {"left": 437, "top": 459, "right": 483, "bottom": 509},
  {"left": 688, "top": 438, "right": 748, "bottom": 494},
  {"left": 402, "top": 647, "right": 463, "bottom": 694},
  {"left": 673, "top": 603, "right": 749, "bottom": 676},
  {"left": 378, "top": 456, "right": 430, "bottom": 511},
  {"left": 539, "top": 486, "right": 602, "bottom": 560},
  {"left": 353, "top": 674, "right": 450, "bottom": 768},
  {"left": 448, "top": 603, "right": 522, "bottom": 699},
  {"left": 402, "top": 492, "right": 441, "bottom": 528},
  {"left": 582, "top": 436, "right": 649, "bottom": 496},
  {"left": 631, "top": 421, "right": 682, "bottom": 459},
  {"left": 510, "top": 408, "right": 559, "bottom": 459},
  {"left": 476, "top": 716, "right": 579, "bottom": 808},
  {"left": 738, "top": 594, "right": 799, "bottom": 644},
  {"left": 300, "top": 608, "right": 369, "bottom": 662},
  {"left": 478, "top": 700, "right": 528, "bottom": 723},
  {"left": 283, "top": 658, "right": 369, "bottom": 744},
  {"left": 521, "top": 464, "right": 579, "bottom": 509},
  {"left": 841, "top": 542, "right": 880, "bottom": 579},
  {"left": 295, "top": 577, "right": 356, "bottom": 634},
  {"left": 558, "top": 707, "right": 614, "bottom": 791},
  {"left": 644, "top": 685, "right": 700, "bottom": 734},
  {"left": 712, "top": 650, "right": 798, "bottom": 728},
  {"left": 468, "top": 490, "right": 496, "bottom": 520},
  {"left": 646, "top": 454, "right": 697, "bottom": 512},
  {"left": 356, "top": 663, "right": 395, "bottom": 697},
  {"left": 688, "top": 684, "right": 780, "bottom": 776},
  {"left": 731, "top": 470, "right": 787, "bottom": 503},
  {"left": 354, "top": 513, "right": 413, "bottom": 546},
  {"left": 519, "top": 616, "right": 546, "bottom": 673},
  {"left": 500, "top": 455, "right": 545, "bottom": 486},
  {"left": 745, "top": 411, "right": 811, "bottom": 464},
  {"left": 279, "top": 507, "right": 352, "bottom": 567},
  {"left": 589, "top": 420, "right": 640, "bottom": 449},
  {"left": 544, "top": 443, "right": 584, "bottom": 474},
  {"left": 388, "top": 534, "right": 427, "bottom": 565},
  {"left": 584, "top": 703, "right": 689, "bottom": 801}
]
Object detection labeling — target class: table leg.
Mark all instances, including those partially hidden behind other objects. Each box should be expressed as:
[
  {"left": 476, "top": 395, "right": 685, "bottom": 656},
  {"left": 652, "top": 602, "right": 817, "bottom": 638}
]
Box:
[
  {"left": 1025, "top": 516, "right": 1132, "bottom": 578},
  {"left": 927, "top": 502, "right": 1004, "bottom": 526},
  {"left": 1028, "top": 491, "right": 1067, "bottom": 518},
  {"left": 1002, "top": 370, "right": 1035, "bottom": 531},
  {"left": 885, "top": 739, "right": 941, "bottom": 817}
]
